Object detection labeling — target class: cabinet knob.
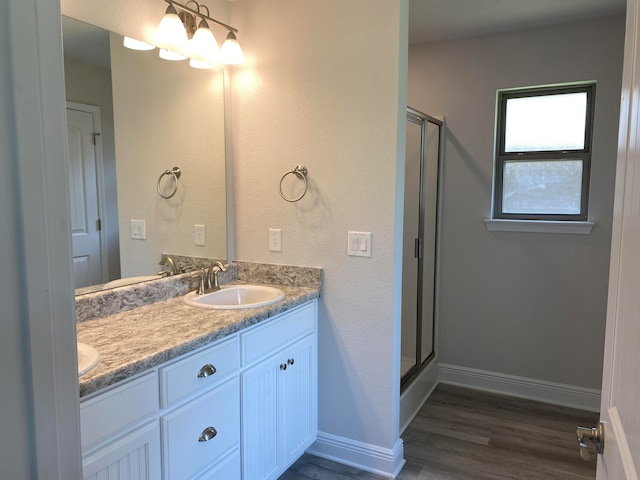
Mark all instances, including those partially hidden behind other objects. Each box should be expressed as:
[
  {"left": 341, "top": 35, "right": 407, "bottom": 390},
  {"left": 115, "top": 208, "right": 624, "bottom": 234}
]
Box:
[
  {"left": 280, "top": 363, "right": 287, "bottom": 371},
  {"left": 197, "top": 364, "right": 217, "bottom": 378},
  {"left": 288, "top": 358, "right": 295, "bottom": 366},
  {"left": 198, "top": 426, "right": 218, "bottom": 442}
]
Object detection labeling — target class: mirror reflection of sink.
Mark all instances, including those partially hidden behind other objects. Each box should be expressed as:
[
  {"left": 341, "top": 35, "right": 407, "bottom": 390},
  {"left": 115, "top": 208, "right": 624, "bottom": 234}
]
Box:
[
  {"left": 183, "top": 285, "right": 285, "bottom": 310},
  {"left": 78, "top": 342, "right": 100, "bottom": 377},
  {"left": 102, "top": 275, "right": 161, "bottom": 289}
]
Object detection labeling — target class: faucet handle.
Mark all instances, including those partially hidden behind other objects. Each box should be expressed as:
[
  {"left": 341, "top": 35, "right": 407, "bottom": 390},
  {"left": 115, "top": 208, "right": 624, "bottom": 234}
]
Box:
[{"left": 196, "top": 269, "right": 207, "bottom": 295}]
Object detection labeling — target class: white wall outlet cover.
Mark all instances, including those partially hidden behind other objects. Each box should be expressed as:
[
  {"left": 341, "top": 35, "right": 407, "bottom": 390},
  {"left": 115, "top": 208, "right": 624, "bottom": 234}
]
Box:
[
  {"left": 130, "top": 219, "right": 146, "bottom": 240},
  {"left": 347, "top": 231, "right": 372, "bottom": 257}
]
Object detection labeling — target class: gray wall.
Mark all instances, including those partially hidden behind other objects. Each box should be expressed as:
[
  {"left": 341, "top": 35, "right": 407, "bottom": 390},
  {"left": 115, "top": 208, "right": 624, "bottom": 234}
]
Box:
[{"left": 408, "top": 16, "right": 625, "bottom": 390}]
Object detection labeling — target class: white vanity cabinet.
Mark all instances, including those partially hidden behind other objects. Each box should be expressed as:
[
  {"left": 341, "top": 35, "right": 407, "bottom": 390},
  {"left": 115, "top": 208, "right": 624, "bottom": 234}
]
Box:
[
  {"left": 80, "top": 372, "right": 161, "bottom": 479},
  {"left": 241, "top": 302, "right": 318, "bottom": 480},
  {"left": 79, "top": 299, "right": 317, "bottom": 480},
  {"left": 80, "top": 336, "right": 241, "bottom": 480}
]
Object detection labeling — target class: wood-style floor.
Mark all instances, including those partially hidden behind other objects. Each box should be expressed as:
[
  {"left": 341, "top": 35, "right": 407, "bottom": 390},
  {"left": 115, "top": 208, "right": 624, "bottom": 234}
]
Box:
[{"left": 280, "top": 384, "right": 599, "bottom": 479}]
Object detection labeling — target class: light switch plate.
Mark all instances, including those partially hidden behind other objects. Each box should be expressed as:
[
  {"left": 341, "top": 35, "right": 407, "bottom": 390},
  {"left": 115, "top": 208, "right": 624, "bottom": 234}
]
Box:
[
  {"left": 130, "top": 219, "right": 146, "bottom": 240},
  {"left": 269, "top": 228, "right": 282, "bottom": 252},
  {"left": 194, "top": 224, "right": 206, "bottom": 246},
  {"left": 347, "top": 231, "right": 372, "bottom": 257}
]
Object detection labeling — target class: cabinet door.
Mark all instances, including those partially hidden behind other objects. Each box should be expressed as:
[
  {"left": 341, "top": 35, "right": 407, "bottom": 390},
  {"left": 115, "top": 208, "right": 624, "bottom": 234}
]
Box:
[
  {"left": 242, "top": 335, "right": 317, "bottom": 480},
  {"left": 280, "top": 335, "right": 317, "bottom": 468},
  {"left": 82, "top": 421, "right": 161, "bottom": 480},
  {"left": 242, "top": 353, "right": 280, "bottom": 480}
]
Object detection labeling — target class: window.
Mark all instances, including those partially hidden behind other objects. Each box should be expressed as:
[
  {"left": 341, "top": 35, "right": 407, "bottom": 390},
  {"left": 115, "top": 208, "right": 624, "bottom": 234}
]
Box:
[{"left": 493, "top": 84, "right": 595, "bottom": 221}]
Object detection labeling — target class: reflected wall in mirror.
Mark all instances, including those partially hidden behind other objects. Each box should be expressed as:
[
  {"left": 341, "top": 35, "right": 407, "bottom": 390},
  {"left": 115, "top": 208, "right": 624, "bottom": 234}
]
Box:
[{"left": 62, "top": 16, "right": 227, "bottom": 295}]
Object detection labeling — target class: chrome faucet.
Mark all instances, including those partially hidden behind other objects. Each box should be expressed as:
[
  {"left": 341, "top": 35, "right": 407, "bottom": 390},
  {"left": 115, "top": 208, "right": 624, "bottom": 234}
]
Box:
[
  {"left": 197, "top": 262, "right": 227, "bottom": 295},
  {"left": 158, "top": 255, "right": 179, "bottom": 276}
]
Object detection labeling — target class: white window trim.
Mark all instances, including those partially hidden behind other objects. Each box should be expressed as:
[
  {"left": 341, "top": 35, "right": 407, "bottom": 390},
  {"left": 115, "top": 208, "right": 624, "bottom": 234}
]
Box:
[{"left": 484, "top": 219, "right": 595, "bottom": 234}]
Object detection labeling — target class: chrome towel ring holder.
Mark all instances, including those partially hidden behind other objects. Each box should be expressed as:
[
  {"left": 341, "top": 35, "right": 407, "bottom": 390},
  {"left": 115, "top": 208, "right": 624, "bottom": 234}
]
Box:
[
  {"left": 279, "top": 165, "right": 308, "bottom": 202},
  {"left": 157, "top": 167, "right": 181, "bottom": 199}
]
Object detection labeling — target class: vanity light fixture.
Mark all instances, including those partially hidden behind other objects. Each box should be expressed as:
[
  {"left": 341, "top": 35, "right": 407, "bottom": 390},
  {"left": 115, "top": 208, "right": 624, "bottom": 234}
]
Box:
[
  {"left": 123, "top": 37, "right": 156, "bottom": 51},
  {"left": 153, "top": 0, "right": 245, "bottom": 67},
  {"left": 156, "top": 3, "right": 189, "bottom": 54},
  {"left": 219, "top": 31, "right": 245, "bottom": 65}
]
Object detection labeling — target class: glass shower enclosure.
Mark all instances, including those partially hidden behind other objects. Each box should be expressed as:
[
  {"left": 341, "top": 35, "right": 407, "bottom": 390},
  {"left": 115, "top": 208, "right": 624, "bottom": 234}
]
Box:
[{"left": 401, "top": 108, "right": 442, "bottom": 389}]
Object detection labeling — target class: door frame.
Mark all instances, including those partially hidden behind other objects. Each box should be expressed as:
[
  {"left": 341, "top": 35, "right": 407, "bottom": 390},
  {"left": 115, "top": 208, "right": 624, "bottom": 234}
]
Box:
[{"left": 66, "top": 100, "right": 109, "bottom": 284}]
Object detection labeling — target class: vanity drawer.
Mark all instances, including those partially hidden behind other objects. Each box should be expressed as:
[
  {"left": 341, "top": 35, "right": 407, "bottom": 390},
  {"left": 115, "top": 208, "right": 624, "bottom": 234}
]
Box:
[
  {"left": 162, "top": 377, "right": 240, "bottom": 480},
  {"left": 195, "top": 448, "right": 241, "bottom": 480},
  {"left": 160, "top": 336, "right": 240, "bottom": 408},
  {"left": 80, "top": 372, "right": 159, "bottom": 451},
  {"left": 241, "top": 301, "right": 315, "bottom": 366}
]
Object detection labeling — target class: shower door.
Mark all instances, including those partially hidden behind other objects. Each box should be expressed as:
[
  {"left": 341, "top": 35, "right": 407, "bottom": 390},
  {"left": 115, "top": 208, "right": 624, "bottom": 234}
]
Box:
[{"left": 401, "top": 108, "right": 441, "bottom": 388}]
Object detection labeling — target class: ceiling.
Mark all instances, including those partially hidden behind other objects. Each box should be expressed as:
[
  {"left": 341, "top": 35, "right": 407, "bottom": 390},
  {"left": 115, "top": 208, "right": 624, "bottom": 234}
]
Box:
[
  {"left": 409, "top": 0, "right": 627, "bottom": 45},
  {"left": 62, "top": 1, "right": 628, "bottom": 66}
]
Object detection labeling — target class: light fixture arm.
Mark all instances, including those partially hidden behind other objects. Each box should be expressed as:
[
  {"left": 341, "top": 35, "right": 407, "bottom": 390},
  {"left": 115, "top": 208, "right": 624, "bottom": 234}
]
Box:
[{"left": 165, "top": 0, "right": 239, "bottom": 34}]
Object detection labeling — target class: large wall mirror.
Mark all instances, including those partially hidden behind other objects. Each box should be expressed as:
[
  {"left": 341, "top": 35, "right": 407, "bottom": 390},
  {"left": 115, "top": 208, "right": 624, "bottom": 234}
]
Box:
[{"left": 62, "top": 15, "right": 227, "bottom": 295}]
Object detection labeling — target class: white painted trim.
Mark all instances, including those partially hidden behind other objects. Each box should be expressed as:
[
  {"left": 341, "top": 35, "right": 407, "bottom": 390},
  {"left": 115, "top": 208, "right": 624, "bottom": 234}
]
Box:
[
  {"left": 400, "top": 360, "right": 438, "bottom": 434},
  {"left": 439, "top": 363, "right": 601, "bottom": 412},
  {"left": 484, "top": 218, "right": 595, "bottom": 234},
  {"left": 8, "top": 0, "right": 82, "bottom": 477},
  {"left": 307, "top": 433, "right": 405, "bottom": 478}
]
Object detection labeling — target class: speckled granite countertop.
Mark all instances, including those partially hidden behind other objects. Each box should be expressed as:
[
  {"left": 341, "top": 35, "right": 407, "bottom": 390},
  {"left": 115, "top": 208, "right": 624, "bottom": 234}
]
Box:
[{"left": 77, "top": 262, "right": 322, "bottom": 398}]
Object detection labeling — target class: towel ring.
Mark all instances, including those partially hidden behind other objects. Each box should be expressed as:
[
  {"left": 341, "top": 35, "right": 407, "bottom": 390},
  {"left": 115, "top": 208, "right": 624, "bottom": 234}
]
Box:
[
  {"left": 279, "top": 165, "right": 308, "bottom": 202},
  {"left": 157, "top": 167, "right": 181, "bottom": 199}
]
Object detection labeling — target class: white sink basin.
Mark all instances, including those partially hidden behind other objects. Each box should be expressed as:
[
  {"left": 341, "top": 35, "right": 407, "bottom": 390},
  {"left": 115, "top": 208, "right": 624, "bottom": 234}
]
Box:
[
  {"left": 78, "top": 342, "right": 100, "bottom": 377},
  {"left": 183, "top": 285, "right": 285, "bottom": 310}
]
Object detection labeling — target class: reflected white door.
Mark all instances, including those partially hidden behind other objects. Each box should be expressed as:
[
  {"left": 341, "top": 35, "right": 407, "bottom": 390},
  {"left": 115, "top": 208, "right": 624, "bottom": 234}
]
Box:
[
  {"left": 597, "top": 0, "right": 640, "bottom": 478},
  {"left": 66, "top": 104, "right": 103, "bottom": 288}
]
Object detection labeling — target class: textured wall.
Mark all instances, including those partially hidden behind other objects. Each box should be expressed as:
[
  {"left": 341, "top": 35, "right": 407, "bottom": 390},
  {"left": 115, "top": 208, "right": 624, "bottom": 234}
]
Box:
[
  {"left": 408, "top": 16, "right": 625, "bottom": 390},
  {"left": 229, "top": 0, "right": 407, "bottom": 451}
]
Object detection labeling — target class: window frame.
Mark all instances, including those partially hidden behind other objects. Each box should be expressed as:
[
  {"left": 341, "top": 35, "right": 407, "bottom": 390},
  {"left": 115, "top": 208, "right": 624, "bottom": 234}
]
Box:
[{"left": 493, "top": 83, "right": 596, "bottom": 221}]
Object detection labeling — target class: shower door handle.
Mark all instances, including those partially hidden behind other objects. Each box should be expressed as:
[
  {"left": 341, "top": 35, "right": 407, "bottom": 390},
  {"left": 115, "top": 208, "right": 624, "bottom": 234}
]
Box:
[{"left": 414, "top": 238, "right": 422, "bottom": 259}]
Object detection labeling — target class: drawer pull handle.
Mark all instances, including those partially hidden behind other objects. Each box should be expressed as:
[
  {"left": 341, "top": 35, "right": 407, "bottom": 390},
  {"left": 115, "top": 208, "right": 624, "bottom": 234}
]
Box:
[
  {"left": 197, "top": 364, "right": 217, "bottom": 378},
  {"left": 198, "top": 426, "right": 218, "bottom": 442},
  {"left": 288, "top": 358, "right": 295, "bottom": 366},
  {"left": 280, "top": 363, "right": 287, "bottom": 371}
]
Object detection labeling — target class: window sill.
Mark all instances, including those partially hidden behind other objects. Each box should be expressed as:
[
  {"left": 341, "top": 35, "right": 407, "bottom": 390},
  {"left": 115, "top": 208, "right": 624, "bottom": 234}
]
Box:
[{"left": 484, "top": 219, "right": 595, "bottom": 234}]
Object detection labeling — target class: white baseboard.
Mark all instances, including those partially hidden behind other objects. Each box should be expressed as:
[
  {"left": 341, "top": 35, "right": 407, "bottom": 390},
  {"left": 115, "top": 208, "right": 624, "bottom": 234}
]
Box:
[
  {"left": 307, "top": 432, "right": 405, "bottom": 478},
  {"left": 400, "top": 360, "right": 439, "bottom": 434},
  {"left": 439, "top": 363, "right": 601, "bottom": 412}
]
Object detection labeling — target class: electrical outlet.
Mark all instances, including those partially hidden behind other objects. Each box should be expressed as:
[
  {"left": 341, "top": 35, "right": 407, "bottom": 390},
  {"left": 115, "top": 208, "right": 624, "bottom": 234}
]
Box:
[
  {"left": 269, "top": 228, "right": 282, "bottom": 252},
  {"left": 194, "top": 224, "right": 206, "bottom": 246}
]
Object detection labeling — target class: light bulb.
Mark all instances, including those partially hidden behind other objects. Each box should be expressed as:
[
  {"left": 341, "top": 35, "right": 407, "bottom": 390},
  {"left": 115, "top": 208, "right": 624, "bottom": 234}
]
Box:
[
  {"left": 220, "top": 31, "right": 245, "bottom": 65},
  {"left": 189, "top": 19, "right": 219, "bottom": 65},
  {"left": 123, "top": 37, "right": 155, "bottom": 51},
  {"left": 189, "top": 58, "right": 216, "bottom": 69},
  {"left": 155, "top": 4, "right": 188, "bottom": 52},
  {"left": 159, "top": 48, "right": 187, "bottom": 61}
]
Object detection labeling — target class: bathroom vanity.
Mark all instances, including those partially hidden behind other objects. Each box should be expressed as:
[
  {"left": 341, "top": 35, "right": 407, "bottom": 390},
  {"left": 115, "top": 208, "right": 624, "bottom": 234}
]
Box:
[{"left": 77, "top": 263, "right": 321, "bottom": 480}]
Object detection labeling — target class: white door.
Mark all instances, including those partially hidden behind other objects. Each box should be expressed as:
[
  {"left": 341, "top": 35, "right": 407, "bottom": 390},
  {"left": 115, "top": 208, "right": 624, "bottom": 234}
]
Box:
[
  {"left": 595, "top": 0, "right": 640, "bottom": 478},
  {"left": 66, "top": 103, "right": 103, "bottom": 288}
]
